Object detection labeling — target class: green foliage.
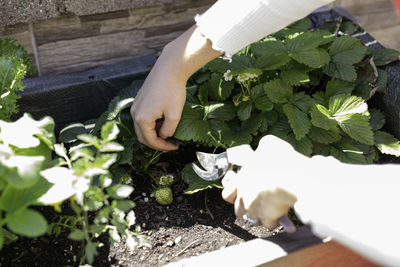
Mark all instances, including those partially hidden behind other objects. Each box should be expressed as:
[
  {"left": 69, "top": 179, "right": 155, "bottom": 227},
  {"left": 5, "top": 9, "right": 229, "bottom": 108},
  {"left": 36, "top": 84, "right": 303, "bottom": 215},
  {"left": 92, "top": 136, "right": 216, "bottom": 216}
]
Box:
[
  {"left": 0, "top": 38, "right": 34, "bottom": 121},
  {"left": 173, "top": 17, "right": 400, "bottom": 191}
]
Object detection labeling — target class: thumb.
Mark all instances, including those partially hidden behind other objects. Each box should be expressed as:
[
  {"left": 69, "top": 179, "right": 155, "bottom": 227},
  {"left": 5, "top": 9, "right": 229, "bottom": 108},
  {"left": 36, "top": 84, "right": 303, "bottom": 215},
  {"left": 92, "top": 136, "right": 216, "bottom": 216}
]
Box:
[{"left": 221, "top": 170, "right": 239, "bottom": 204}]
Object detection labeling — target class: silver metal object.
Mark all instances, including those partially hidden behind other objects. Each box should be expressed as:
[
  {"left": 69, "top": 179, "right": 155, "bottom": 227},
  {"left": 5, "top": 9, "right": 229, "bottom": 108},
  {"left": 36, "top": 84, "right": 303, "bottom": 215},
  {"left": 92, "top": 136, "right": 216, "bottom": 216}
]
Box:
[{"left": 192, "top": 150, "right": 297, "bottom": 233}]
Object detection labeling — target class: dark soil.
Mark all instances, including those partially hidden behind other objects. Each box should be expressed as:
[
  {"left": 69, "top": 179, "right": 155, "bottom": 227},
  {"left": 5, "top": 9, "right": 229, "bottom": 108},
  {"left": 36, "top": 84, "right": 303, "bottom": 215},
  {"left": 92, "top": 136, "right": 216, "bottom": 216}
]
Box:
[{"left": 0, "top": 167, "right": 277, "bottom": 267}]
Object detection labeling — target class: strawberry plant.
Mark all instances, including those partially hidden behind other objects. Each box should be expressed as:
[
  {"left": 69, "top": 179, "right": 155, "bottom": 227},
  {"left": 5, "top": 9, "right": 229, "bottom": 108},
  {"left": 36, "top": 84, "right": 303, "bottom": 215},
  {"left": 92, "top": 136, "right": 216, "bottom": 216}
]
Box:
[{"left": 175, "top": 18, "right": 400, "bottom": 192}]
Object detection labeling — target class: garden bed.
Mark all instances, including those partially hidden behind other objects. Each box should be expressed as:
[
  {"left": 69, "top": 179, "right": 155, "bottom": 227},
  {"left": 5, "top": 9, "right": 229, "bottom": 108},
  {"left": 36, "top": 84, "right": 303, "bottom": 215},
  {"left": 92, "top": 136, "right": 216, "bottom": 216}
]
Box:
[{"left": 2, "top": 7, "right": 400, "bottom": 267}]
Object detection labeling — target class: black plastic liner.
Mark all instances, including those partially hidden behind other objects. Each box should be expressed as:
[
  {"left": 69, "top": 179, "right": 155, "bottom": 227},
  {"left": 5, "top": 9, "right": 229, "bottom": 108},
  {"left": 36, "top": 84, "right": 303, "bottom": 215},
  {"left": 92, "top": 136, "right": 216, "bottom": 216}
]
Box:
[{"left": 17, "top": 8, "right": 400, "bottom": 138}]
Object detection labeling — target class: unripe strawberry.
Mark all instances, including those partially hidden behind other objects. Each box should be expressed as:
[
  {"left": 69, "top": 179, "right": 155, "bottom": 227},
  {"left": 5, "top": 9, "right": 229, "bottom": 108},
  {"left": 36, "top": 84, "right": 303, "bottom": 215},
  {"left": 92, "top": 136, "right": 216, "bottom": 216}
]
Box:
[{"left": 155, "top": 186, "right": 173, "bottom": 205}]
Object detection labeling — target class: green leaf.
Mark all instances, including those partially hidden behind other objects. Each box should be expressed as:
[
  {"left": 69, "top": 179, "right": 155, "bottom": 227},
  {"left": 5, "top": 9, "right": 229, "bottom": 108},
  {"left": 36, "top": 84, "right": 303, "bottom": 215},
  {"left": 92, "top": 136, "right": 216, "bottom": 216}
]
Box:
[
  {"left": 308, "top": 126, "right": 341, "bottom": 144},
  {"left": 323, "top": 61, "right": 357, "bottom": 81},
  {"left": 70, "top": 147, "right": 95, "bottom": 161},
  {"left": 93, "top": 153, "right": 118, "bottom": 170},
  {"left": 101, "top": 121, "right": 120, "bottom": 142},
  {"left": 372, "top": 48, "right": 400, "bottom": 66},
  {"left": 205, "top": 102, "right": 236, "bottom": 121},
  {"left": 289, "top": 48, "right": 330, "bottom": 68},
  {"left": 85, "top": 241, "right": 98, "bottom": 264},
  {"left": 59, "top": 123, "right": 87, "bottom": 143},
  {"left": 268, "top": 120, "right": 291, "bottom": 139},
  {"left": 310, "top": 104, "right": 337, "bottom": 130},
  {"left": 0, "top": 152, "right": 46, "bottom": 189},
  {"left": 280, "top": 69, "right": 310, "bottom": 86},
  {"left": 374, "top": 131, "right": 400, "bottom": 157},
  {"left": 174, "top": 104, "right": 211, "bottom": 143},
  {"left": 113, "top": 200, "right": 135, "bottom": 212},
  {"left": 285, "top": 32, "right": 324, "bottom": 51},
  {"left": 286, "top": 134, "right": 313, "bottom": 157},
  {"left": 336, "top": 114, "right": 374, "bottom": 145},
  {"left": 282, "top": 103, "right": 311, "bottom": 140},
  {"left": 7, "top": 209, "right": 47, "bottom": 237},
  {"left": 209, "top": 79, "right": 235, "bottom": 101},
  {"left": 254, "top": 95, "right": 273, "bottom": 112},
  {"left": 0, "top": 38, "right": 34, "bottom": 73},
  {"left": 77, "top": 134, "right": 101, "bottom": 149},
  {"left": 108, "top": 184, "right": 134, "bottom": 199},
  {"left": 330, "top": 145, "right": 367, "bottom": 164},
  {"left": 264, "top": 79, "right": 292, "bottom": 103},
  {"left": 290, "top": 92, "right": 316, "bottom": 113},
  {"left": 256, "top": 53, "right": 291, "bottom": 70},
  {"left": 288, "top": 18, "right": 312, "bottom": 32},
  {"left": 68, "top": 229, "right": 85, "bottom": 241},
  {"left": 328, "top": 36, "right": 367, "bottom": 60},
  {"left": 369, "top": 108, "right": 385, "bottom": 131},
  {"left": 237, "top": 101, "right": 252, "bottom": 121},
  {"left": 0, "top": 178, "right": 51, "bottom": 213},
  {"left": 329, "top": 94, "right": 368, "bottom": 117},
  {"left": 99, "top": 142, "right": 125, "bottom": 153},
  {"left": 325, "top": 80, "right": 354, "bottom": 98},
  {"left": 374, "top": 69, "right": 388, "bottom": 93},
  {"left": 251, "top": 38, "right": 287, "bottom": 56},
  {"left": 181, "top": 163, "right": 222, "bottom": 194}
]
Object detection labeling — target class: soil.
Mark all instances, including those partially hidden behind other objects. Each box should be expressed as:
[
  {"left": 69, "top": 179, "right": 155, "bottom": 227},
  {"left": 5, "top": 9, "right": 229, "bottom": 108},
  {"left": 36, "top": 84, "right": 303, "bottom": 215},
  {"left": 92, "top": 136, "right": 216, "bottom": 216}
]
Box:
[{"left": 0, "top": 158, "right": 278, "bottom": 267}]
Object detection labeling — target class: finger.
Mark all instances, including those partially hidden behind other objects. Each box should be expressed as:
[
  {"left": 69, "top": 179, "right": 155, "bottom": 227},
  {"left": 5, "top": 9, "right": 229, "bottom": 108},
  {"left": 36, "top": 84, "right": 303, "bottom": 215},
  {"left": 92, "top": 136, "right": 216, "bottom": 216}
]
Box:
[
  {"left": 134, "top": 117, "right": 178, "bottom": 151},
  {"left": 221, "top": 170, "right": 239, "bottom": 204},
  {"left": 158, "top": 111, "right": 181, "bottom": 139},
  {"left": 234, "top": 197, "right": 246, "bottom": 219},
  {"left": 222, "top": 187, "right": 237, "bottom": 204},
  {"left": 259, "top": 216, "right": 279, "bottom": 230}
]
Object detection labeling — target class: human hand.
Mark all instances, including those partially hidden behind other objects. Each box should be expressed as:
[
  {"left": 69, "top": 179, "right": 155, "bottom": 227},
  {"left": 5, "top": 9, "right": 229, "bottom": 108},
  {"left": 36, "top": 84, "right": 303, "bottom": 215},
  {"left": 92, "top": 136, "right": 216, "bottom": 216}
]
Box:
[
  {"left": 221, "top": 135, "right": 310, "bottom": 229},
  {"left": 130, "top": 57, "right": 186, "bottom": 151},
  {"left": 130, "top": 26, "right": 222, "bottom": 151}
]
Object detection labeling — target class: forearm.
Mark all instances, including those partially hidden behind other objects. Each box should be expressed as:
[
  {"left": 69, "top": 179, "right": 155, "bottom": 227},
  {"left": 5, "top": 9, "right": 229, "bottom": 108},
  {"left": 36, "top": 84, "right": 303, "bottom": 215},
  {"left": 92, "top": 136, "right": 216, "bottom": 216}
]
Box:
[{"left": 159, "top": 25, "right": 222, "bottom": 82}]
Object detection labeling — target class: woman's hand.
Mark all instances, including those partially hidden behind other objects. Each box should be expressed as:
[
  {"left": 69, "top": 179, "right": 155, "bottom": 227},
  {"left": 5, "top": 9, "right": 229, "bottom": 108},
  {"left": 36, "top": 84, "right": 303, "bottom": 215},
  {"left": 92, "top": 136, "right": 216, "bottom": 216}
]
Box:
[
  {"left": 130, "top": 25, "right": 221, "bottom": 151},
  {"left": 221, "top": 136, "right": 309, "bottom": 229}
]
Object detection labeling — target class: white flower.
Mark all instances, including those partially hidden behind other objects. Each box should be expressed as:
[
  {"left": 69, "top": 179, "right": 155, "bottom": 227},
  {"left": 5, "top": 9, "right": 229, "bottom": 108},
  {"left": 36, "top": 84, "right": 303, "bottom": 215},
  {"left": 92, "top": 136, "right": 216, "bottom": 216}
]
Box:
[
  {"left": 236, "top": 72, "right": 259, "bottom": 83},
  {"left": 159, "top": 174, "right": 174, "bottom": 185},
  {"left": 223, "top": 70, "right": 233, "bottom": 81}
]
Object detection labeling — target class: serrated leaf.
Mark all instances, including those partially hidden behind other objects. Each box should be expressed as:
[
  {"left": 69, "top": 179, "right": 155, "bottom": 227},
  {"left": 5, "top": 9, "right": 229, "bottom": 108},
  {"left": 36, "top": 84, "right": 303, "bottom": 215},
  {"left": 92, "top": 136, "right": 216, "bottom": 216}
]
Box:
[
  {"left": 310, "top": 104, "right": 337, "bottom": 130},
  {"left": 280, "top": 69, "right": 310, "bottom": 86},
  {"left": 288, "top": 18, "right": 312, "bottom": 32},
  {"left": 0, "top": 38, "right": 34, "bottom": 73},
  {"left": 323, "top": 61, "right": 357, "bottom": 81},
  {"left": 374, "top": 131, "right": 400, "bottom": 157},
  {"left": 308, "top": 126, "right": 341, "bottom": 144},
  {"left": 312, "top": 91, "right": 328, "bottom": 106},
  {"left": 205, "top": 102, "right": 236, "bottom": 121},
  {"left": 328, "top": 36, "right": 366, "bottom": 58},
  {"left": 101, "top": 121, "right": 120, "bottom": 142},
  {"left": 325, "top": 80, "right": 354, "bottom": 98},
  {"left": 336, "top": 113, "right": 374, "bottom": 145},
  {"left": 329, "top": 94, "right": 368, "bottom": 117},
  {"left": 290, "top": 92, "right": 316, "bottom": 113},
  {"left": 264, "top": 79, "right": 292, "bottom": 103},
  {"left": 330, "top": 146, "right": 367, "bottom": 164},
  {"left": 256, "top": 53, "right": 291, "bottom": 70},
  {"left": 369, "top": 108, "right": 385, "bottom": 131},
  {"left": 181, "top": 163, "right": 222, "bottom": 194},
  {"left": 7, "top": 209, "right": 47, "bottom": 237},
  {"left": 174, "top": 104, "right": 211, "bottom": 143},
  {"left": 209, "top": 79, "right": 235, "bottom": 101},
  {"left": 251, "top": 38, "right": 286, "bottom": 57},
  {"left": 237, "top": 101, "right": 252, "bottom": 121},
  {"left": 289, "top": 48, "right": 330, "bottom": 68},
  {"left": 285, "top": 32, "right": 324, "bottom": 51},
  {"left": 286, "top": 134, "right": 313, "bottom": 157},
  {"left": 59, "top": 123, "right": 87, "bottom": 143},
  {"left": 283, "top": 103, "right": 311, "bottom": 140},
  {"left": 254, "top": 95, "right": 273, "bottom": 111},
  {"left": 372, "top": 48, "right": 400, "bottom": 66},
  {"left": 268, "top": 120, "right": 291, "bottom": 139}
]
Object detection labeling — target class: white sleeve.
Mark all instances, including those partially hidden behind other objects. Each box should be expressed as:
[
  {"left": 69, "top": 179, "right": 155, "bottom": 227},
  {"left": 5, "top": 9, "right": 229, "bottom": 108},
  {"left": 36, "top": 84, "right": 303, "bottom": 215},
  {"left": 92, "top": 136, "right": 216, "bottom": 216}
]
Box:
[{"left": 195, "top": 0, "right": 335, "bottom": 59}]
